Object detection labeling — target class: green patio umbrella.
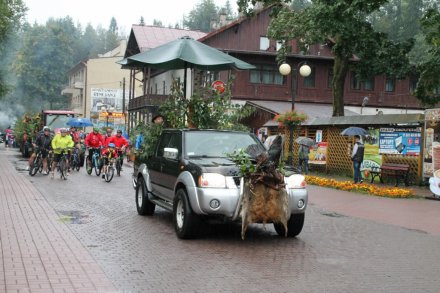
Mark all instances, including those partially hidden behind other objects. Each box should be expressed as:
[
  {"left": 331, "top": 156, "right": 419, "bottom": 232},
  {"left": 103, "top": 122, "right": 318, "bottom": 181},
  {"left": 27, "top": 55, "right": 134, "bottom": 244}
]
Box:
[{"left": 117, "top": 36, "right": 255, "bottom": 97}]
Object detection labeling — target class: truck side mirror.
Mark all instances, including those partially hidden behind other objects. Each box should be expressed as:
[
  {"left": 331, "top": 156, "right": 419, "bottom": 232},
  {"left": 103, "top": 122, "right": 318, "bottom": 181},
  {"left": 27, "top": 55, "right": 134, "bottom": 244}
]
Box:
[{"left": 164, "top": 147, "right": 179, "bottom": 160}]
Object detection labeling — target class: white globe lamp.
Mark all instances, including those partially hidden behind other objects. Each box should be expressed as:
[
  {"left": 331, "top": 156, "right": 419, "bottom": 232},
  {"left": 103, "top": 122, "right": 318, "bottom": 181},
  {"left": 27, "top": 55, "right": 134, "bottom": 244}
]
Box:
[{"left": 279, "top": 63, "right": 291, "bottom": 76}]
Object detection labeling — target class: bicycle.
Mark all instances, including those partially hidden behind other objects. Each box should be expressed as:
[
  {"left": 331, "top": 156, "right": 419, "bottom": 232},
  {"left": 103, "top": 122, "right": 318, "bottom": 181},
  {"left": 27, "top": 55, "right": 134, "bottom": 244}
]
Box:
[
  {"left": 102, "top": 156, "right": 115, "bottom": 183},
  {"left": 52, "top": 148, "right": 73, "bottom": 180},
  {"left": 70, "top": 147, "right": 81, "bottom": 172},
  {"left": 115, "top": 148, "right": 124, "bottom": 176},
  {"left": 29, "top": 148, "right": 44, "bottom": 176},
  {"left": 86, "top": 148, "right": 102, "bottom": 176}
]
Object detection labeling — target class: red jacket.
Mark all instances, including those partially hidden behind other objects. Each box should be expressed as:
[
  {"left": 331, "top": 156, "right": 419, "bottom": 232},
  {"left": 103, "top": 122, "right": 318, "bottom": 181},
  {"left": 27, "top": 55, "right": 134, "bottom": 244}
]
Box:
[
  {"left": 101, "top": 148, "right": 118, "bottom": 158},
  {"left": 108, "top": 135, "right": 129, "bottom": 149},
  {"left": 84, "top": 132, "right": 104, "bottom": 148}
]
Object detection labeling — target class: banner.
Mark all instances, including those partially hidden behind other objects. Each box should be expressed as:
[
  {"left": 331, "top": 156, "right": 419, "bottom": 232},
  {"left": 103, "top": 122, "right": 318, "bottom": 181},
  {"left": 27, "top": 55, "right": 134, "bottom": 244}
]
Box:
[
  {"left": 309, "top": 142, "right": 327, "bottom": 165},
  {"left": 379, "top": 127, "right": 421, "bottom": 155},
  {"left": 362, "top": 129, "right": 382, "bottom": 172}
]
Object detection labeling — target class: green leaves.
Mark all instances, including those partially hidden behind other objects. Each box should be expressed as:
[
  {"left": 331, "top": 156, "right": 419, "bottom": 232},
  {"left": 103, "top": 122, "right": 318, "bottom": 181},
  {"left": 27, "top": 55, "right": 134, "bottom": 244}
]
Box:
[{"left": 226, "top": 148, "right": 256, "bottom": 177}]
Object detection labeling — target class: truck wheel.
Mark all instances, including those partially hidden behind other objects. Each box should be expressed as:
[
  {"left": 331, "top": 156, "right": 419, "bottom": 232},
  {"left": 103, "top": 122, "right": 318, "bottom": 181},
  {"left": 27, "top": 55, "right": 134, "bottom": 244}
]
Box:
[
  {"left": 173, "top": 189, "right": 201, "bottom": 239},
  {"left": 136, "top": 177, "right": 155, "bottom": 216},
  {"left": 274, "top": 213, "right": 305, "bottom": 237}
]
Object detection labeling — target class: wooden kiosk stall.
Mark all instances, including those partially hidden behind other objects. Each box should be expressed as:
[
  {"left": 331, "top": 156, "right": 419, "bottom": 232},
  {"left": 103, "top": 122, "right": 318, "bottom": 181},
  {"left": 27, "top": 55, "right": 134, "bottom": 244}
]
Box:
[{"left": 289, "top": 114, "right": 425, "bottom": 185}]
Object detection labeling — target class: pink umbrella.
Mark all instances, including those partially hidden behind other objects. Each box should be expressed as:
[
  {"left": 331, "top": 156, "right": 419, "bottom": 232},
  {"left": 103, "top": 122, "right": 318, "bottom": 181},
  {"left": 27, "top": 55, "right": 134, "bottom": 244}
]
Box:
[{"left": 5, "top": 129, "right": 12, "bottom": 133}]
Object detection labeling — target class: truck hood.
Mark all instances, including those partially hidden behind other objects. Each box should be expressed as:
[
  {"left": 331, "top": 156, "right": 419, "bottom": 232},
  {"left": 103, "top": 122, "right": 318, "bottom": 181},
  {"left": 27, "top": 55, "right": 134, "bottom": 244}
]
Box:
[{"left": 187, "top": 157, "right": 240, "bottom": 177}]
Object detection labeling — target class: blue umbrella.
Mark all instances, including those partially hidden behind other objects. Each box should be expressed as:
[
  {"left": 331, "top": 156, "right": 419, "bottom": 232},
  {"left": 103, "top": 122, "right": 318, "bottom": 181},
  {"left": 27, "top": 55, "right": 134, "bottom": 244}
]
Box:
[
  {"left": 340, "top": 126, "right": 368, "bottom": 136},
  {"left": 66, "top": 117, "right": 94, "bottom": 127}
]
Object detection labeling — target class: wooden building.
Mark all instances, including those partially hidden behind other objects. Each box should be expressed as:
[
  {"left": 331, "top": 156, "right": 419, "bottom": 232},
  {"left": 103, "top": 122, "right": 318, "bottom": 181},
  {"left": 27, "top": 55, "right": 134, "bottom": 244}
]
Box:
[{"left": 124, "top": 7, "right": 424, "bottom": 133}]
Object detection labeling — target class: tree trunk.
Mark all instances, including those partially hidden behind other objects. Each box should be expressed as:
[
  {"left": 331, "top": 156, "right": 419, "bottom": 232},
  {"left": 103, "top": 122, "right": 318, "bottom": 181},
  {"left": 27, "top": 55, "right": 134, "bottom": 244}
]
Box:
[{"left": 332, "top": 54, "right": 350, "bottom": 117}]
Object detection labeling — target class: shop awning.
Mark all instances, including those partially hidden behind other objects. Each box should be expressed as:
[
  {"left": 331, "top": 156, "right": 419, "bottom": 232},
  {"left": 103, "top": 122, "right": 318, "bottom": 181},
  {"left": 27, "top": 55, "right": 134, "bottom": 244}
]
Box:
[{"left": 307, "top": 113, "right": 424, "bottom": 126}]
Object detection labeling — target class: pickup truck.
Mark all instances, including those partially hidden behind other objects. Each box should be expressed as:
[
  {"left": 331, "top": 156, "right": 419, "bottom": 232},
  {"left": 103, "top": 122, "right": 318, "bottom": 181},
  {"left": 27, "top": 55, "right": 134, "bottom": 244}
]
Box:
[{"left": 133, "top": 129, "right": 308, "bottom": 239}]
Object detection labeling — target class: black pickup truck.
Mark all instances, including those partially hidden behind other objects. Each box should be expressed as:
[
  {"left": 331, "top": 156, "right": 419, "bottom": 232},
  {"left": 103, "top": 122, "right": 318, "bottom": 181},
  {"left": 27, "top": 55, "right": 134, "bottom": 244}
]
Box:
[{"left": 133, "top": 128, "right": 308, "bottom": 239}]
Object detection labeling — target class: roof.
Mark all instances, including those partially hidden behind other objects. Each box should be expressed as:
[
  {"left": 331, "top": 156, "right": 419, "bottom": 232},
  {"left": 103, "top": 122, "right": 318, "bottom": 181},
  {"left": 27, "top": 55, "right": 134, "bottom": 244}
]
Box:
[
  {"left": 308, "top": 113, "right": 424, "bottom": 126},
  {"left": 131, "top": 25, "right": 207, "bottom": 52},
  {"left": 243, "top": 101, "right": 358, "bottom": 126}
]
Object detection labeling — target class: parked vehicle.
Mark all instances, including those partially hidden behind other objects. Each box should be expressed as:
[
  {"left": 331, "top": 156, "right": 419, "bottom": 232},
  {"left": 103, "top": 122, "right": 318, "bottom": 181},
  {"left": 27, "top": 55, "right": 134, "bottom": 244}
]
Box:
[{"left": 133, "top": 129, "right": 308, "bottom": 239}]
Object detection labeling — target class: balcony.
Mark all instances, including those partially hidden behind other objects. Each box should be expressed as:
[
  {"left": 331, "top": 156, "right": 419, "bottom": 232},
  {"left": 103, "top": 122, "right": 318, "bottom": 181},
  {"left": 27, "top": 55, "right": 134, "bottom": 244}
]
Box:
[{"left": 128, "top": 94, "right": 169, "bottom": 111}]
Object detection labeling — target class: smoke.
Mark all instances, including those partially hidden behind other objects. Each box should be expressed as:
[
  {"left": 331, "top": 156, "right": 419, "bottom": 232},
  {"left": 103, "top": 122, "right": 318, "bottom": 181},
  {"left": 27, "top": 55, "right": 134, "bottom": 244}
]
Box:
[{"left": 0, "top": 101, "right": 24, "bottom": 130}]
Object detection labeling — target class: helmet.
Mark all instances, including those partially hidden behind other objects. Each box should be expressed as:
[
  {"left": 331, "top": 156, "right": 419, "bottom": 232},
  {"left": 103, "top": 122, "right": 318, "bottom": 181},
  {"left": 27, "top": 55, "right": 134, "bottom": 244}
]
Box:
[
  {"left": 43, "top": 126, "right": 50, "bottom": 131},
  {"left": 108, "top": 143, "right": 116, "bottom": 148},
  {"left": 93, "top": 127, "right": 100, "bottom": 132},
  {"left": 60, "top": 128, "right": 68, "bottom": 133}
]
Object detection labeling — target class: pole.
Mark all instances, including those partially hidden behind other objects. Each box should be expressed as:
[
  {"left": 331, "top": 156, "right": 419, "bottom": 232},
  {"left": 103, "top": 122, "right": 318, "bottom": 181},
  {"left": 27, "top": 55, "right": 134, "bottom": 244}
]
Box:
[
  {"left": 287, "top": 67, "right": 299, "bottom": 166},
  {"left": 122, "top": 77, "right": 126, "bottom": 131}
]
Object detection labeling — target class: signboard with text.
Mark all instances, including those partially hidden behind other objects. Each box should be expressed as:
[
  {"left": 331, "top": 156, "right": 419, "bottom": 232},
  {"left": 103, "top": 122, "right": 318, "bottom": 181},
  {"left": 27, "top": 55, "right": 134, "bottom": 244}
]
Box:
[{"left": 379, "top": 127, "right": 421, "bottom": 155}]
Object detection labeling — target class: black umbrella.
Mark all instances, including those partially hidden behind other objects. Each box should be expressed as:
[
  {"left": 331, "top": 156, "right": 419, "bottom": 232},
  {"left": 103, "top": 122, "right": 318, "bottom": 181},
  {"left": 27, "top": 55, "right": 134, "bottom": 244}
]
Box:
[
  {"left": 295, "top": 136, "right": 315, "bottom": 146},
  {"left": 340, "top": 127, "right": 368, "bottom": 136}
]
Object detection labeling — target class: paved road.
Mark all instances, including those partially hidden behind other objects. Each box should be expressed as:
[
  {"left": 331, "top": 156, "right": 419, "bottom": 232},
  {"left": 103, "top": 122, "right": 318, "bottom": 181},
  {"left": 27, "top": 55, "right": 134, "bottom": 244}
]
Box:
[{"left": 6, "top": 148, "right": 440, "bottom": 292}]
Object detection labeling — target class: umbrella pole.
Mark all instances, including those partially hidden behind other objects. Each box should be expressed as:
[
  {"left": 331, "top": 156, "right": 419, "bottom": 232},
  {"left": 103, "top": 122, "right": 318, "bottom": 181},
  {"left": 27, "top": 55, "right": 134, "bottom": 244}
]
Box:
[
  {"left": 287, "top": 125, "right": 294, "bottom": 166},
  {"left": 183, "top": 62, "right": 187, "bottom": 99}
]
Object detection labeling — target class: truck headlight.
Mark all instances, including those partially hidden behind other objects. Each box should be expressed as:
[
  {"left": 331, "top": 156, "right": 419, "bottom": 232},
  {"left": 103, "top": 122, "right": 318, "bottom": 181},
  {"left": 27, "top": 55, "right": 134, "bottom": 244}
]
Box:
[
  {"left": 199, "top": 173, "right": 226, "bottom": 188},
  {"left": 285, "top": 174, "right": 306, "bottom": 189}
]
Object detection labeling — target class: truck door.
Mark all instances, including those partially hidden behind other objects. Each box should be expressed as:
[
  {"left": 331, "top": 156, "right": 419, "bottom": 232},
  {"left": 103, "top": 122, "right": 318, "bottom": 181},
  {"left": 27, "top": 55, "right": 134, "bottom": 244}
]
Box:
[{"left": 149, "top": 132, "right": 182, "bottom": 201}]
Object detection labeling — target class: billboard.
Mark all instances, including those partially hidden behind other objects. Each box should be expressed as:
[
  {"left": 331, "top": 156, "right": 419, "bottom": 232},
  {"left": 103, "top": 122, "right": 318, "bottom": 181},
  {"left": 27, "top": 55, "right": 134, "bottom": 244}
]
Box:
[{"left": 379, "top": 127, "right": 421, "bottom": 156}]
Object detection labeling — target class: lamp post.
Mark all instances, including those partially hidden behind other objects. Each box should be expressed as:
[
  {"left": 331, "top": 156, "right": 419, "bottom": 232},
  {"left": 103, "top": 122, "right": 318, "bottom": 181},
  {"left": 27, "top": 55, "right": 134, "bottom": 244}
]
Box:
[{"left": 279, "top": 61, "right": 312, "bottom": 166}]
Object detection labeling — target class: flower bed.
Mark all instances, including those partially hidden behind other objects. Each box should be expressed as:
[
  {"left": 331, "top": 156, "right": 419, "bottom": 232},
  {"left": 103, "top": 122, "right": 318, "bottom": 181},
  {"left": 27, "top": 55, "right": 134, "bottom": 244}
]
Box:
[{"left": 305, "top": 175, "right": 415, "bottom": 198}]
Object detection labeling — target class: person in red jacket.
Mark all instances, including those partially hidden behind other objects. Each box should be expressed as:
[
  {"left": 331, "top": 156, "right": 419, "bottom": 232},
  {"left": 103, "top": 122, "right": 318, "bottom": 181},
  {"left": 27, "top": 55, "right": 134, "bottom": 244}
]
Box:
[
  {"left": 84, "top": 128, "right": 104, "bottom": 166},
  {"left": 108, "top": 129, "right": 129, "bottom": 170}
]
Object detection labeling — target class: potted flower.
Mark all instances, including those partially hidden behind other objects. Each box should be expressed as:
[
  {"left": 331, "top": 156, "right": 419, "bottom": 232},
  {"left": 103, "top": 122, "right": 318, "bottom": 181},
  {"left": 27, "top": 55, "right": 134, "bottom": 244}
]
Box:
[{"left": 274, "top": 110, "right": 308, "bottom": 128}]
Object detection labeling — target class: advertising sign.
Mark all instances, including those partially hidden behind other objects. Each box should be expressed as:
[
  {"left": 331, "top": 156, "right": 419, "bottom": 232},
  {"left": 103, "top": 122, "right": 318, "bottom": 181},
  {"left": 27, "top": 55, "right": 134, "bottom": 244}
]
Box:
[
  {"left": 379, "top": 127, "right": 421, "bottom": 155},
  {"left": 424, "top": 108, "right": 440, "bottom": 177},
  {"left": 362, "top": 129, "right": 382, "bottom": 173},
  {"left": 309, "top": 142, "right": 327, "bottom": 165},
  {"left": 90, "top": 88, "right": 129, "bottom": 112}
]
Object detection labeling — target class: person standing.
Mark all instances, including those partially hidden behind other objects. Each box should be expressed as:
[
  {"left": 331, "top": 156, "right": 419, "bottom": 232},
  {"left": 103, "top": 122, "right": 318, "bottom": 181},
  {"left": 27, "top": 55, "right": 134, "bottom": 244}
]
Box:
[
  {"left": 299, "top": 144, "right": 310, "bottom": 174},
  {"left": 351, "top": 135, "right": 365, "bottom": 183}
]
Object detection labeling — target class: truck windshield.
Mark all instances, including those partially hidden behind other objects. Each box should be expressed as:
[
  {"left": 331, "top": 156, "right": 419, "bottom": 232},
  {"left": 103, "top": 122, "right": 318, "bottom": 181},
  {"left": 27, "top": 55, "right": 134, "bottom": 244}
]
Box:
[
  {"left": 185, "top": 131, "right": 265, "bottom": 158},
  {"left": 46, "top": 115, "right": 72, "bottom": 129}
]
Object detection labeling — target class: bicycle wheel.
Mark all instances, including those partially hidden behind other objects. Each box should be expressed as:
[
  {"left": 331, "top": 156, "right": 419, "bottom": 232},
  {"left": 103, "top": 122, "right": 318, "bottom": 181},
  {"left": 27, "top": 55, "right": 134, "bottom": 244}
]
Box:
[
  {"left": 94, "top": 155, "right": 101, "bottom": 176},
  {"left": 29, "top": 155, "right": 41, "bottom": 176},
  {"left": 116, "top": 158, "right": 121, "bottom": 176},
  {"left": 105, "top": 165, "right": 114, "bottom": 182},
  {"left": 75, "top": 155, "right": 81, "bottom": 171},
  {"left": 86, "top": 158, "right": 93, "bottom": 175},
  {"left": 59, "top": 158, "right": 66, "bottom": 180}
]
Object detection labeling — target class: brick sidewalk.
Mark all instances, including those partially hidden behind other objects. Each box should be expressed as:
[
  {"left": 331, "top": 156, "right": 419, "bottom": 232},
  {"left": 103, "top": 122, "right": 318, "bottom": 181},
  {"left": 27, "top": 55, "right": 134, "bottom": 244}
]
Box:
[{"left": 0, "top": 149, "right": 116, "bottom": 293}]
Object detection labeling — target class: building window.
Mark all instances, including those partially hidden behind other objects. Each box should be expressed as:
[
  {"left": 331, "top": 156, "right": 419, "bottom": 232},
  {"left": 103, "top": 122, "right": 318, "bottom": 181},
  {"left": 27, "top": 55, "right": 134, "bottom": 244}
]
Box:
[
  {"left": 385, "top": 77, "right": 395, "bottom": 92},
  {"left": 351, "top": 71, "right": 361, "bottom": 90},
  {"left": 276, "top": 41, "right": 282, "bottom": 51},
  {"left": 259, "top": 36, "right": 270, "bottom": 51},
  {"left": 327, "top": 68, "right": 333, "bottom": 89},
  {"left": 303, "top": 67, "right": 315, "bottom": 88},
  {"left": 409, "top": 76, "right": 418, "bottom": 93},
  {"left": 155, "top": 83, "right": 158, "bottom": 94},
  {"left": 250, "top": 64, "right": 285, "bottom": 85},
  {"left": 363, "top": 77, "right": 374, "bottom": 91},
  {"left": 162, "top": 81, "right": 166, "bottom": 95}
]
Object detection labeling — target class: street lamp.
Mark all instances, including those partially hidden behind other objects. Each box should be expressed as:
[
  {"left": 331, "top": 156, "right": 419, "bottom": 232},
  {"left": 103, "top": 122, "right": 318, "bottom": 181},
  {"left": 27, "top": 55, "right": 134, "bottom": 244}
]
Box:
[{"left": 279, "top": 61, "right": 312, "bottom": 166}]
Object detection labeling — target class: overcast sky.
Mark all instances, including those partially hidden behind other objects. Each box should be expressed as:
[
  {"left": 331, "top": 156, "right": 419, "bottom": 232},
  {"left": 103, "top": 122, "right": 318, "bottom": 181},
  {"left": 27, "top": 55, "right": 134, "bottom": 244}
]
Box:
[{"left": 24, "top": 0, "right": 237, "bottom": 35}]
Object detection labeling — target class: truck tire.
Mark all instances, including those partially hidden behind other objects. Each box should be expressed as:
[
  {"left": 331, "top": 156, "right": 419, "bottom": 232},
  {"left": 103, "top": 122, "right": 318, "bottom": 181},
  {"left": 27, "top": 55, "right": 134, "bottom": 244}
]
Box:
[
  {"left": 136, "top": 177, "right": 155, "bottom": 216},
  {"left": 273, "top": 213, "right": 305, "bottom": 237},
  {"left": 173, "top": 188, "right": 201, "bottom": 239}
]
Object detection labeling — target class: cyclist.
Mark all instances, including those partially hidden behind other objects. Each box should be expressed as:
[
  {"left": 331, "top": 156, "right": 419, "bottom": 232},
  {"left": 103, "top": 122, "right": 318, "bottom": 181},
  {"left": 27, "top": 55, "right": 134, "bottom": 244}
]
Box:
[
  {"left": 84, "top": 127, "right": 104, "bottom": 168},
  {"left": 103, "top": 127, "right": 113, "bottom": 146},
  {"left": 101, "top": 142, "right": 118, "bottom": 179},
  {"left": 28, "top": 126, "right": 52, "bottom": 175},
  {"left": 107, "top": 129, "right": 129, "bottom": 170},
  {"left": 50, "top": 128, "right": 74, "bottom": 178}
]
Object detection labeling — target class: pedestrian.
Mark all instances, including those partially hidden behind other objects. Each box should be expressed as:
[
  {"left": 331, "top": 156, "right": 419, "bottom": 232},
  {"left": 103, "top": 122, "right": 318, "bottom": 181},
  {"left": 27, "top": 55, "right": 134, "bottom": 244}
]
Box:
[
  {"left": 152, "top": 114, "right": 164, "bottom": 125},
  {"left": 298, "top": 144, "right": 310, "bottom": 174},
  {"left": 351, "top": 135, "right": 365, "bottom": 183}
]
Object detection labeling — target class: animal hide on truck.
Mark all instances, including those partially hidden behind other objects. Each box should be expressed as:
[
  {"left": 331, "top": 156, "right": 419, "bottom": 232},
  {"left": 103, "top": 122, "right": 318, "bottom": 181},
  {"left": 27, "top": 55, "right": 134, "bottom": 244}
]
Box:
[{"left": 240, "top": 151, "right": 289, "bottom": 240}]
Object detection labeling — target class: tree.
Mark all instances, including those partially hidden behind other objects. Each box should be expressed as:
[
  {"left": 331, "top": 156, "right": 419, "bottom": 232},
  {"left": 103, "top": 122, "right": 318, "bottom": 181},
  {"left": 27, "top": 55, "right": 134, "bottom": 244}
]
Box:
[
  {"left": 183, "top": 0, "right": 219, "bottom": 32},
  {"left": 153, "top": 19, "right": 164, "bottom": 27},
  {"left": 12, "top": 18, "right": 80, "bottom": 110},
  {"left": 139, "top": 16, "right": 145, "bottom": 25},
  {"left": 414, "top": 8, "right": 440, "bottom": 106},
  {"left": 238, "top": 0, "right": 413, "bottom": 117},
  {"left": 0, "top": 0, "right": 27, "bottom": 97}
]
